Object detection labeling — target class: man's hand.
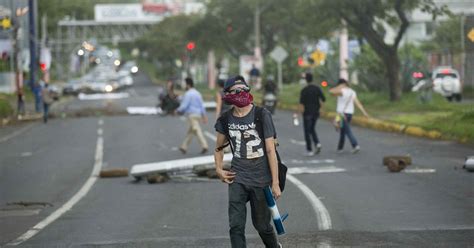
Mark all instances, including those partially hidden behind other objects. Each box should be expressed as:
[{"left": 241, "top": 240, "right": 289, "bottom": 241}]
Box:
[
  {"left": 272, "top": 182, "right": 281, "bottom": 200},
  {"left": 216, "top": 169, "right": 236, "bottom": 184}
]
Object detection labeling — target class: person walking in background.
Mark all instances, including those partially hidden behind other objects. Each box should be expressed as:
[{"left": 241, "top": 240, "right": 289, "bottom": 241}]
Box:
[
  {"left": 41, "top": 82, "right": 54, "bottom": 123},
  {"left": 159, "top": 79, "right": 179, "bottom": 115},
  {"left": 329, "top": 78, "right": 369, "bottom": 154},
  {"left": 215, "top": 79, "right": 232, "bottom": 120},
  {"left": 17, "top": 89, "right": 25, "bottom": 118},
  {"left": 249, "top": 64, "right": 261, "bottom": 90},
  {"left": 176, "top": 77, "right": 209, "bottom": 154},
  {"left": 298, "top": 72, "right": 326, "bottom": 156}
]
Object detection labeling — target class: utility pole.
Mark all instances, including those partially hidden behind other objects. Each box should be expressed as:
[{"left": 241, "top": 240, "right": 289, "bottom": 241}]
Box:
[
  {"left": 10, "top": 0, "right": 24, "bottom": 116},
  {"left": 28, "top": 0, "right": 39, "bottom": 112},
  {"left": 253, "top": 1, "right": 272, "bottom": 75},
  {"left": 339, "top": 20, "right": 349, "bottom": 80}
]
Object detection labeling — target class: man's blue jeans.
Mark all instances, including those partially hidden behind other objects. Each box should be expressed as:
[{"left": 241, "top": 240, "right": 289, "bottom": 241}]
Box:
[
  {"left": 228, "top": 182, "right": 279, "bottom": 248},
  {"left": 303, "top": 114, "right": 320, "bottom": 152},
  {"left": 338, "top": 113, "right": 358, "bottom": 150},
  {"left": 43, "top": 103, "right": 49, "bottom": 123}
]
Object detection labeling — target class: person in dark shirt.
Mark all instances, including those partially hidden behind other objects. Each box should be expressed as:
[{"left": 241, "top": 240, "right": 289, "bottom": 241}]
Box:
[{"left": 298, "top": 72, "right": 326, "bottom": 156}]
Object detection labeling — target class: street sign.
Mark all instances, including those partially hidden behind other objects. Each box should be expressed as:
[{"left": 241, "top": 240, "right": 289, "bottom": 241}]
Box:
[
  {"left": 270, "top": 46, "right": 288, "bottom": 63},
  {"left": 310, "top": 50, "right": 326, "bottom": 65},
  {"left": 468, "top": 28, "right": 474, "bottom": 43},
  {"left": 1, "top": 17, "right": 11, "bottom": 29}
]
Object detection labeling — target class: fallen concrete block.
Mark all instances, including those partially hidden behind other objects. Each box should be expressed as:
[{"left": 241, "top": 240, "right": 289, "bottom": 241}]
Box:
[
  {"left": 387, "top": 158, "right": 407, "bottom": 173},
  {"left": 131, "top": 153, "right": 233, "bottom": 180},
  {"left": 383, "top": 155, "right": 412, "bottom": 166},
  {"left": 206, "top": 169, "right": 218, "bottom": 179},
  {"left": 146, "top": 173, "right": 170, "bottom": 184},
  {"left": 99, "top": 168, "right": 129, "bottom": 178},
  {"left": 193, "top": 163, "right": 231, "bottom": 177}
]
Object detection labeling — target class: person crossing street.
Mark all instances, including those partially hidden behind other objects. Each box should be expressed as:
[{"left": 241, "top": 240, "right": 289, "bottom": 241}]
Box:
[
  {"left": 298, "top": 72, "right": 326, "bottom": 156},
  {"left": 176, "top": 77, "right": 209, "bottom": 154}
]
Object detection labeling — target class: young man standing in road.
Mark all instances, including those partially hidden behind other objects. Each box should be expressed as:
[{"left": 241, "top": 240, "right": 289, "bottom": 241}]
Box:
[
  {"left": 176, "top": 77, "right": 209, "bottom": 154},
  {"left": 329, "top": 78, "right": 369, "bottom": 153},
  {"left": 214, "top": 75, "right": 281, "bottom": 248},
  {"left": 298, "top": 72, "right": 326, "bottom": 156}
]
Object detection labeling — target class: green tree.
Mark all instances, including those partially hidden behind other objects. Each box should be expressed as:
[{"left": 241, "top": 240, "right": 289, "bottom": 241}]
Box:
[
  {"left": 421, "top": 15, "right": 462, "bottom": 54},
  {"left": 135, "top": 14, "right": 200, "bottom": 79},
  {"left": 304, "top": 0, "right": 448, "bottom": 101}
]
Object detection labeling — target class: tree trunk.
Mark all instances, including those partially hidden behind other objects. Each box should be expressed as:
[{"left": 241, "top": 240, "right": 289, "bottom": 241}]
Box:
[{"left": 383, "top": 50, "right": 402, "bottom": 101}]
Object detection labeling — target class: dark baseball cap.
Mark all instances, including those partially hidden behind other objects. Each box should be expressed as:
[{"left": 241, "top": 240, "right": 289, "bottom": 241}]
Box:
[{"left": 224, "top": 75, "right": 249, "bottom": 92}]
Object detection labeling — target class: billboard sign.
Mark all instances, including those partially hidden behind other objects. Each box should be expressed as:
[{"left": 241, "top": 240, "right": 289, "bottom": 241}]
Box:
[{"left": 95, "top": 4, "right": 163, "bottom": 23}]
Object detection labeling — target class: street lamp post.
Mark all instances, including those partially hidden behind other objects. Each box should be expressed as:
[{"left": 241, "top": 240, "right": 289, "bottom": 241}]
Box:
[{"left": 254, "top": 1, "right": 273, "bottom": 74}]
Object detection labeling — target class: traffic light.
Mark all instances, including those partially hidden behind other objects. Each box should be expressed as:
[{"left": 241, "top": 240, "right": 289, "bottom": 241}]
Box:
[
  {"left": 321, "top": 81, "right": 328, "bottom": 87},
  {"left": 412, "top": 72, "right": 424, "bottom": 79},
  {"left": 40, "top": 63, "right": 47, "bottom": 72},
  {"left": 297, "top": 57, "right": 304, "bottom": 67},
  {"left": 186, "top": 41, "right": 195, "bottom": 51}
]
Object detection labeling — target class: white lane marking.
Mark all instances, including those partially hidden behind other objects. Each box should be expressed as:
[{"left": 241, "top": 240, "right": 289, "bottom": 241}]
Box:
[
  {"left": 98, "top": 119, "right": 104, "bottom": 126},
  {"left": 126, "top": 107, "right": 162, "bottom": 115},
  {"left": 289, "top": 159, "right": 335, "bottom": 164},
  {"left": 287, "top": 174, "right": 332, "bottom": 230},
  {"left": 20, "top": 152, "right": 33, "bottom": 157},
  {"left": 8, "top": 123, "right": 104, "bottom": 246},
  {"left": 97, "top": 128, "right": 103, "bottom": 136},
  {"left": 0, "top": 123, "right": 35, "bottom": 143},
  {"left": 290, "top": 139, "right": 306, "bottom": 146},
  {"left": 78, "top": 92, "right": 129, "bottom": 100},
  {"left": 288, "top": 166, "right": 346, "bottom": 175},
  {"left": 403, "top": 168, "right": 436, "bottom": 173}
]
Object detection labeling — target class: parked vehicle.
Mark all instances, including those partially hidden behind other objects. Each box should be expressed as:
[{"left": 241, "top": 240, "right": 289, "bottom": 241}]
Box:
[{"left": 431, "top": 67, "right": 462, "bottom": 102}]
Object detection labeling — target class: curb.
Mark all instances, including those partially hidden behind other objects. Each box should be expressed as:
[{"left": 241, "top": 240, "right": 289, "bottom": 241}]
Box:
[{"left": 277, "top": 104, "right": 462, "bottom": 143}]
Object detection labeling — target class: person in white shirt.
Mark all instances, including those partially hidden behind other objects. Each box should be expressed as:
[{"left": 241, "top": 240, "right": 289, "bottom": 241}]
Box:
[{"left": 329, "top": 78, "right": 369, "bottom": 154}]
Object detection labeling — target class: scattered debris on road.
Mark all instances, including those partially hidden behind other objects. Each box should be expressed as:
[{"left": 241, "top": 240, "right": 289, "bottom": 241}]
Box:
[{"left": 99, "top": 168, "right": 129, "bottom": 178}]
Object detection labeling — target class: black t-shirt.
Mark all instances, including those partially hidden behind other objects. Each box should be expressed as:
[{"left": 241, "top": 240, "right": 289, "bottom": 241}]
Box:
[
  {"left": 214, "top": 106, "right": 275, "bottom": 187},
  {"left": 299, "top": 84, "right": 326, "bottom": 116}
]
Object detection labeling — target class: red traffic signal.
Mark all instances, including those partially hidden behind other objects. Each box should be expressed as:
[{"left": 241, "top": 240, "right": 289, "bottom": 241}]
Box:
[
  {"left": 40, "top": 63, "right": 47, "bottom": 71},
  {"left": 297, "top": 57, "right": 304, "bottom": 67},
  {"left": 186, "top": 41, "right": 195, "bottom": 51},
  {"left": 412, "top": 72, "right": 424, "bottom": 78},
  {"left": 321, "top": 81, "right": 328, "bottom": 87}
]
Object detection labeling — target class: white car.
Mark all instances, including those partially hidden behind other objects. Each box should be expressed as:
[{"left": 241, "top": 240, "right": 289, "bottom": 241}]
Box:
[{"left": 431, "top": 67, "right": 462, "bottom": 102}]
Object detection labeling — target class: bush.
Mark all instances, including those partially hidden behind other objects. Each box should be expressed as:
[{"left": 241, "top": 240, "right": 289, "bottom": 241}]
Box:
[{"left": 0, "top": 98, "right": 13, "bottom": 118}]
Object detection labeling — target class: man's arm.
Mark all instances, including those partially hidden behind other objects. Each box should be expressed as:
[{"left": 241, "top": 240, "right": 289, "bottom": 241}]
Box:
[
  {"left": 265, "top": 137, "right": 281, "bottom": 200},
  {"left": 200, "top": 97, "right": 208, "bottom": 124},
  {"left": 214, "top": 132, "right": 235, "bottom": 184},
  {"left": 215, "top": 92, "right": 222, "bottom": 120},
  {"left": 298, "top": 91, "right": 305, "bottom": 115},
  {"left": 176, "top": 92, "right": 190, "bottom": 114},
  {"left": 329, "top": 85, "right": 343, "bottom": 96},
  {"left": 354, "top": 97, "right": 370, "bottom": 118}
]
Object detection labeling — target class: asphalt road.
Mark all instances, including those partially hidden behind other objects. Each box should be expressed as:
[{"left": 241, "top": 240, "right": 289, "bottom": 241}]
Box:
[{"left": 1, "top": 72, "right": 473, "bottom": 247}]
